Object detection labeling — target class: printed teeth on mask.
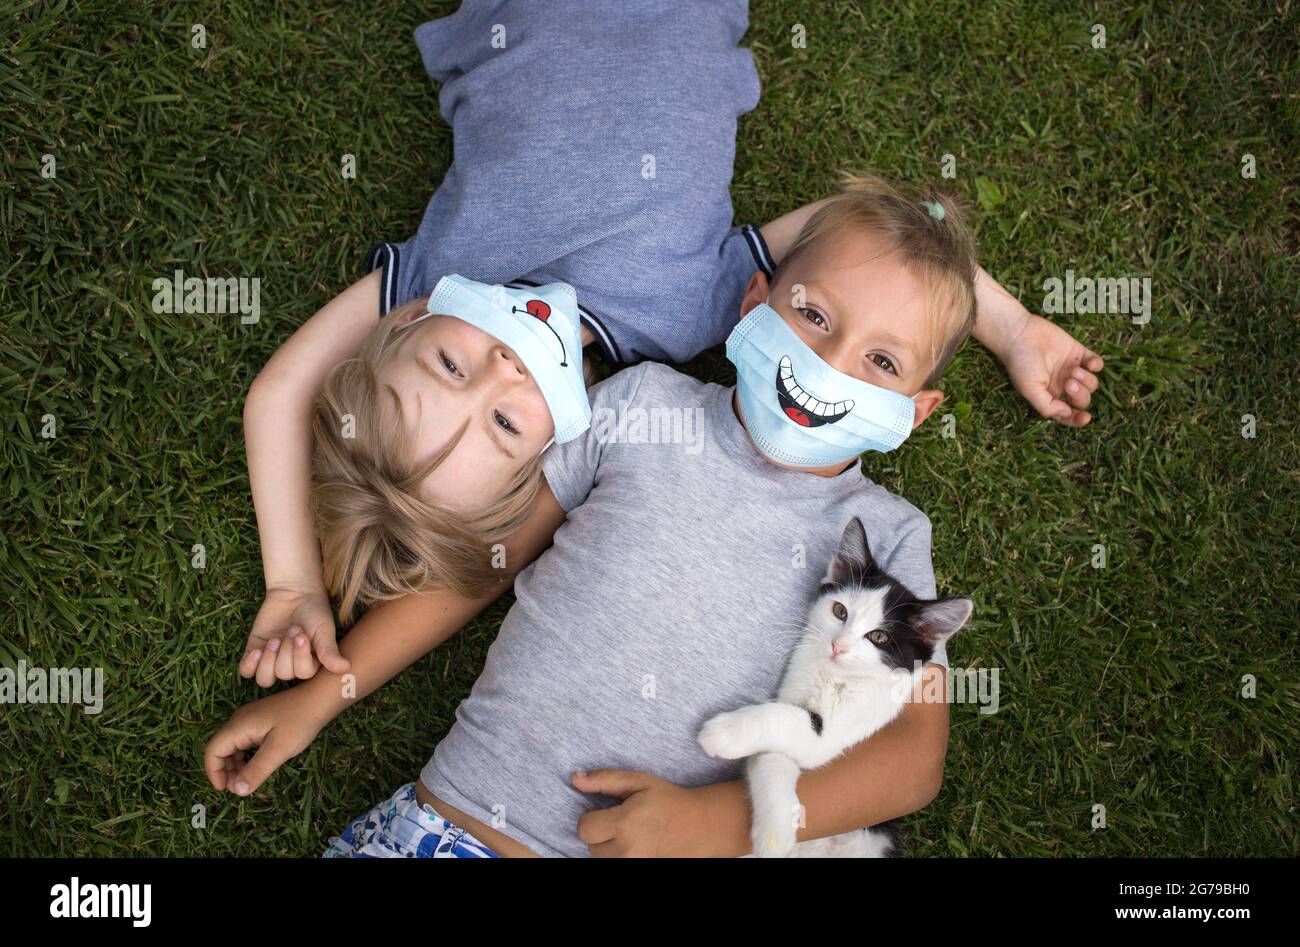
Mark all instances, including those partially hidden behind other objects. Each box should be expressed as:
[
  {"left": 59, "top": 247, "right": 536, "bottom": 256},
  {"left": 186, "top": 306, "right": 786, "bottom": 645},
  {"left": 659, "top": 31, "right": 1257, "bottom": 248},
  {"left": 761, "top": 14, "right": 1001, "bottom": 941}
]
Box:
[{"left": 778, "top": 356, "right": 855, "bottom": 417}]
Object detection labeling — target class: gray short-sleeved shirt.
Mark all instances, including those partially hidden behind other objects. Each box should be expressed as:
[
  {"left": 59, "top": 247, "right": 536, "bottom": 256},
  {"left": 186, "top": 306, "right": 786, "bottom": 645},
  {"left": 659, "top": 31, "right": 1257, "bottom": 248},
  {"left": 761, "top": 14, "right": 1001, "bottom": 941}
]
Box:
[
  {"left": 368, "top": 0, "right": 768, "bottom": 363},
  {"left": 420, "top": 363, "right": 943, "bottom": 857}
]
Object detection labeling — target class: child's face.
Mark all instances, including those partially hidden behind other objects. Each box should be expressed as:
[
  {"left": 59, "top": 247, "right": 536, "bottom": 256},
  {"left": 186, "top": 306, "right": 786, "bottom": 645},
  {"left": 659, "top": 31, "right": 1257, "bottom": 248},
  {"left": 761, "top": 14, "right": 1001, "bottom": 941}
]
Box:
[
  {"left": 377, "top": 315, "right": 554, "bottom": 512},
  {"left": 749, "top": 228, "right": 946, "bottom": 423}
]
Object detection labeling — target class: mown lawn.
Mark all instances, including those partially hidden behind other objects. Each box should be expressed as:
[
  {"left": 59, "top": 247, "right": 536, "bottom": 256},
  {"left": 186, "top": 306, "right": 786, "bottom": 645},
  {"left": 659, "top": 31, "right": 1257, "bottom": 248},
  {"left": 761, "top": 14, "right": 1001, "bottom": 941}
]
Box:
[{"left": 1, "top": 1, "right": 1296, "bottom": 856}]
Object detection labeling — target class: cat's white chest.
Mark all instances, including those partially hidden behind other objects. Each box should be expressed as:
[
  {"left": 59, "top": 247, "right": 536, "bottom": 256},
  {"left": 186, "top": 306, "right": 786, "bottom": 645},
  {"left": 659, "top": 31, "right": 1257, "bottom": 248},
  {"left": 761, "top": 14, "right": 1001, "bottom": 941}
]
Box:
[{"left": 805, "top": 674, "right": 855, "bottom": 719}]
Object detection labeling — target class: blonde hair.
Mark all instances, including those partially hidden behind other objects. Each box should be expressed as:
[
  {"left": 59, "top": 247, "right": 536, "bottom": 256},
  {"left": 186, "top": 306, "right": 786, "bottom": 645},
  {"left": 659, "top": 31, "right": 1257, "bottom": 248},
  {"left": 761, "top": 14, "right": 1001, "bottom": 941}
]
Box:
[
  {"left": 781, "top": 171, "right": 979, "bottom": 387},
  {"left": 311, "top": 297, "right": 544, "bottom": 623}
]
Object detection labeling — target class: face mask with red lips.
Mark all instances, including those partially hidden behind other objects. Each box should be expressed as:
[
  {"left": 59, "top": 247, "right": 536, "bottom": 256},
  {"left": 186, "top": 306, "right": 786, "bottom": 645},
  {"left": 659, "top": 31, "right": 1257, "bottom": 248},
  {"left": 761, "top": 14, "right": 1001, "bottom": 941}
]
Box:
[{"left": 724, "top": 302, "right": 916, "bottom": 468}]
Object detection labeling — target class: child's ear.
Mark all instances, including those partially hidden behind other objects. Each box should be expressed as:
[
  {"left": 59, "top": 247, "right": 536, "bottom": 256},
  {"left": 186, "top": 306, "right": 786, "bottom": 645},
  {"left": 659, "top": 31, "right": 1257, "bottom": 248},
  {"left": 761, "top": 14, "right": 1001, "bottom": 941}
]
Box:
[
  {"left": 739, "top": 270, "right": 771, "bottom": 318},
  {"left": 910, "top": 388, "right": 945, "bottom": 429}
]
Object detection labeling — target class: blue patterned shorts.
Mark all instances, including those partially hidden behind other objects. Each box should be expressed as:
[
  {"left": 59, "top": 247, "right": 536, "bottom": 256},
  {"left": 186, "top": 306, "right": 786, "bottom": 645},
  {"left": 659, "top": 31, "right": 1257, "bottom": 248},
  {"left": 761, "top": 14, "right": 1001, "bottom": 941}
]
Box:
[{"left": 323, "top": 782, "right": 499, "bottom": 858}]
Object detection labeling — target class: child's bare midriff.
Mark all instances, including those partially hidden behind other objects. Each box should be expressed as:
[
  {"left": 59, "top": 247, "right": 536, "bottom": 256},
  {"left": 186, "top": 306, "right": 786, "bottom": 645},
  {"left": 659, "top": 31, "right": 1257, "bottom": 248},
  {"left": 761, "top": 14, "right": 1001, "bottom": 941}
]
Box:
[{"left": 415, "top": 780, "right": 540, "bottom": 858}]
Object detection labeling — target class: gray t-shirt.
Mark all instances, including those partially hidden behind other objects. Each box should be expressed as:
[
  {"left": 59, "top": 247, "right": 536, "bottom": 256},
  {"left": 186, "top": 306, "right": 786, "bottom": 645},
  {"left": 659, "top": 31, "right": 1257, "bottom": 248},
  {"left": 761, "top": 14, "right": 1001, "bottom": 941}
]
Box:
[
  {"left": 368, "top": 0, "right": 766, "bottom": 363},
  {"left": 420, "top": 363, "right": 943, "bottom": 857}
]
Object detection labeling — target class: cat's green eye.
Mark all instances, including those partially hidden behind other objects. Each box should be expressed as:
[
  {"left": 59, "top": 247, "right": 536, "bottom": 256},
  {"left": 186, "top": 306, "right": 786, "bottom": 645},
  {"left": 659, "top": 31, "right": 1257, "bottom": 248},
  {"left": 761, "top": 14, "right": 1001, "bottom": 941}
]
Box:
[
  {"left": 832, "top": 601, "right": 848, "bottom": 622},
  {"left": 866, "top": 630, "right": 890, "bottom": 645}
]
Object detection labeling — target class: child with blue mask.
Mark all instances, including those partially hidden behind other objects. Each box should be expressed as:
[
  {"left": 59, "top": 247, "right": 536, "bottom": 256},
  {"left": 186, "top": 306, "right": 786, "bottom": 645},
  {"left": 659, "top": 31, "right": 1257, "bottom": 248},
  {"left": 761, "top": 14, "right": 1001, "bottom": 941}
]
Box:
[
  {"left": 231, "top": 0, "right": 776, "bottom": 653},
  {"left": 230, "top": 3, "right": 1103, "bottom": 699},
  {"left": 213, "top": 172, "right": 1026, "bottom": 860},
  {"left": 379, "top": 176, "right": 987, "bottom": 858}
]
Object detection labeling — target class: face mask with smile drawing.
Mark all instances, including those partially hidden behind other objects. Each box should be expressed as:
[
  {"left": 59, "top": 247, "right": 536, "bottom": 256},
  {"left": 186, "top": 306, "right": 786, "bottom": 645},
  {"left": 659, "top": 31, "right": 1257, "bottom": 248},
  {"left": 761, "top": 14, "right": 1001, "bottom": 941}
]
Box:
[{"left": 724, "top": 302, "right": 916, "bottom": 468}]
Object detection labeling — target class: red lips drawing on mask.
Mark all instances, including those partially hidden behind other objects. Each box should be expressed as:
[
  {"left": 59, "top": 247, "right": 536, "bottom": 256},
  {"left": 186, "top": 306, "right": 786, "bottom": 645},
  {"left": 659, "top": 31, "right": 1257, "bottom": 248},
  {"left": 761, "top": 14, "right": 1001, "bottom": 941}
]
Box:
[{"left": 513, "top": 299, "right": 568, "bottom": 366}]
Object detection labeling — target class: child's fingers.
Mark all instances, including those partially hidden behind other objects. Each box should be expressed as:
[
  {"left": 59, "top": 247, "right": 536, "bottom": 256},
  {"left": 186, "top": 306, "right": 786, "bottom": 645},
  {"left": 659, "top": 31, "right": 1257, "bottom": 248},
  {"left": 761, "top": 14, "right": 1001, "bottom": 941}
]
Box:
[
  {"left": 221, "top": 756, "right": 241, "bottom": 793},
  {"left": 255, "top": 639, "right": 283, "bottom": 688},
  {"left": 313, "top": 639, "right": 351, "bottom": 675},
  {"left": 575, "top": 807, "right": 618, "bottom": 847},
  {"left": 273, "top": 633, "right": 298, "bottom": 681},
  {"left": 301, "top": 608, "right": 349, "bottom": 675},
  {"left": 204, "top": 722, "right": 258, "bottom": 790},
  {"left": 1063, "top": 377, "right": 1093, "bottom": 410},
  {"left": 203, "top": 744, "right": 232, "bottom": 791},
  {"left": 239, "top": 648, "right": 263, "bottom": 679},
  {"left": 291, "top": 634, "right": 319, "bottom": 680},
  {"left": 1085, "top": 351, "right": 1104, "bottom": 373},
  {"left": 1073, "top": 368, "right": 1100, "bottom": 393},
  {"left": 227, "top": 739, "right": 291, "bottom": 797},
  {"left": 571, "top": 768, "right": 654, "bottom": 799},
  {"left": 1030, "top": 388, "right": 1073, "bottom": 422}
]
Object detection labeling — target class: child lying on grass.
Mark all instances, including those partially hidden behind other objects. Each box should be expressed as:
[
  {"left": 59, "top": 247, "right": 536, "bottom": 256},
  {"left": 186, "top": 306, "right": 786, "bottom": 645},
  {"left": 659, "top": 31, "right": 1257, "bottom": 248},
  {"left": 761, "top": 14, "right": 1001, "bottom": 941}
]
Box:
[
  {"left": 205, "top": 2, "right": 1104, "bottom": 856},
  {"left": 206, "top": 177, "right": 1100, "bottom": 857},
  {"left": 233, "top": 0, "right": 1102, "bottom": 690}
]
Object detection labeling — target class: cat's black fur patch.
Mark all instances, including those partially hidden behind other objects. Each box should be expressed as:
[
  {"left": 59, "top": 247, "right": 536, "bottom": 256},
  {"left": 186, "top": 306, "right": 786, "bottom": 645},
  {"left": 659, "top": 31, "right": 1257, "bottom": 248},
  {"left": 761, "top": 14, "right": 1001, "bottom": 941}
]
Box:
[
  {"left": 808, "top": 710, "right": 823, "bottom": 735},
  {"left": 870, "top": 818, "right": 903, "bottom": 856}
]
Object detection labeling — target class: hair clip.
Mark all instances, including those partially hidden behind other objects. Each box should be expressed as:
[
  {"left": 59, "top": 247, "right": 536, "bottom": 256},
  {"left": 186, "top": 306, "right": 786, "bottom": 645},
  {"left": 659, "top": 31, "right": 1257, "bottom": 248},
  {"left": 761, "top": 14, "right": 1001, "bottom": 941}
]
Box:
[{"left": 920, "top": 200, "right": 946, "bottom": 221}]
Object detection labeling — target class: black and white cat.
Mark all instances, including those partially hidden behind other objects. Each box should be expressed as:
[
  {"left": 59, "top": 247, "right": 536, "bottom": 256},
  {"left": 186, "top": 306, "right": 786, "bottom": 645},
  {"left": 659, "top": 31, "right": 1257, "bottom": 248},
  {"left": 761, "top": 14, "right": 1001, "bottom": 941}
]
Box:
[{"left": 697, "top": 517, "right": 972, "bottom": 858}]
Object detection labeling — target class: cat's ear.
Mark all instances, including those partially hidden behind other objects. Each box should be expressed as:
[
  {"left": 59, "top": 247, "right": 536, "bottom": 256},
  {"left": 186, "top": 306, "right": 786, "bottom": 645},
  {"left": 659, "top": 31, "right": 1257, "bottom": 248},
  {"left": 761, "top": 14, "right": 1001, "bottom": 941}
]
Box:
[
  {"left": 913, "top": 597, "right": 973, "bottom": 646},
  {"left": 824, "top": 517, "right": 875, "bottom": 586}
]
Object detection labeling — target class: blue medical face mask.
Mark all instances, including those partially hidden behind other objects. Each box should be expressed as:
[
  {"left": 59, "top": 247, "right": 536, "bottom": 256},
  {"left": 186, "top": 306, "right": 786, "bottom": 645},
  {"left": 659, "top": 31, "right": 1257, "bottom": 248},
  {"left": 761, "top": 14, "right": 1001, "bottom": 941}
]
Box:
[
  {"left": 401, "top": 274, "right": 591, "bottom": 446},
  {"left": 725, "top": 302, "right": 917, "bottom": 468}
]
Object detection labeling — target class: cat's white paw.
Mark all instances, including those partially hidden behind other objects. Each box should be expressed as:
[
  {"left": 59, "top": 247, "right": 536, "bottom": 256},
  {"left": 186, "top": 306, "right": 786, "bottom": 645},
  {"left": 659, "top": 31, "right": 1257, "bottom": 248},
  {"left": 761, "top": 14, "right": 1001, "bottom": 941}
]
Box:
[
  {"left": 697, "top": 710, "right": 759, "bottom": 759},
  {"left": 751, "top": 816, "right": 798, "bottom": 858}
]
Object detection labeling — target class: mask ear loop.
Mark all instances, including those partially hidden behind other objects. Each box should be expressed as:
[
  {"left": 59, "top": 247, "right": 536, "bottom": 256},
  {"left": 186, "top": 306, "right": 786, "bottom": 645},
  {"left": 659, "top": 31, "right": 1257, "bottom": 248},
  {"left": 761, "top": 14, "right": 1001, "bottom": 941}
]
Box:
[
  {"left": 539, "top": 436, "right": 556, "bottom": 454},
  {"left": 394, "top": 309, "right": 438, "bottom": 332}
]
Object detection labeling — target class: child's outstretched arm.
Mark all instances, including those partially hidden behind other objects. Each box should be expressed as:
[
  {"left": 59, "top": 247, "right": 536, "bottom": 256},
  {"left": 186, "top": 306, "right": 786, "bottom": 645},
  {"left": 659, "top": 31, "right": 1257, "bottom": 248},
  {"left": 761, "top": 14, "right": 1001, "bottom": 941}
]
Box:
[
  {"left": 571, "top": 665, "right": 948, "bottom": 857},
  {"left": 239, "top": 270, "right": 382, "bottom": 684},
  {"left": 760, "top": 201, "right": 1104, "bottom": 427},
  {"left": 205, "top": 483, "right": 567, "bottom": 796},
  {"left": 970, "top": 266, "right": 1104, "bottom": 428}
]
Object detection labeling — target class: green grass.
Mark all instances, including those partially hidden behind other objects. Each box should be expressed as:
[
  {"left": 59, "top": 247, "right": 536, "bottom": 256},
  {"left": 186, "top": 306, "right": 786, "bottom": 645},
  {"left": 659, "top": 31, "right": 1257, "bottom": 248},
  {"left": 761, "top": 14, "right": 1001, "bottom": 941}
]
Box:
[{"left": 2, "top": 0, "right": 1296, "bottom": 856}]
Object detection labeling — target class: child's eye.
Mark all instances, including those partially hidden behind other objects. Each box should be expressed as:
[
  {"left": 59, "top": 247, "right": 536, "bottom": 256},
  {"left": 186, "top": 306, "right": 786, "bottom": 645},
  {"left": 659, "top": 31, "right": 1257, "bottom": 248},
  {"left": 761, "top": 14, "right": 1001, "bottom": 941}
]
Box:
[
  {"left": 870, "top": 353, "right": 897, "bottom": 375},
  {"left": 801, "top": 309, "right": 828, "bottom": 329},
  {"left": 439, "top": 352, "right": 463, "bottom": 377},
  {"left": 831, "top": 601, "right": 847, "bottom": 621},
  {"left": 865, "top": 629, "right": 890, "bottom": 644},
  {"left": 493, "top": 410, "right": 520, "bottom": 436}
]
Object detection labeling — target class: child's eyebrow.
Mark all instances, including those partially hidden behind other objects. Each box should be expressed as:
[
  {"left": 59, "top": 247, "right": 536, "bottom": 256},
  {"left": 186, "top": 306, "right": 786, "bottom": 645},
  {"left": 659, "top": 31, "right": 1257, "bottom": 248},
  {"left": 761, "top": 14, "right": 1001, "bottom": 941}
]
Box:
[{"left": 873, "top": 330, "right": 920, "bottom": 358}]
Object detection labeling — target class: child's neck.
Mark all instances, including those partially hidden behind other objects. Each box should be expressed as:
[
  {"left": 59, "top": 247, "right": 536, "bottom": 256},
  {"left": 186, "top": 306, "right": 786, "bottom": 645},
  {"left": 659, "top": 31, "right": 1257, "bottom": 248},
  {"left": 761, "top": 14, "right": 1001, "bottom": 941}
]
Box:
[{"left": 730, "top": 390, "right": 857, "bottom": 479}]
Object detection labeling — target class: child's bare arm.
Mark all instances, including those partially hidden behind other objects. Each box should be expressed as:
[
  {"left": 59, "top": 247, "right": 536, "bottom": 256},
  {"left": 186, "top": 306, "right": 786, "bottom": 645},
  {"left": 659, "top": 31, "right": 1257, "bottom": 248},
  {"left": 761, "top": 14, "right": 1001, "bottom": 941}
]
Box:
[
  {"left": 239, "top": 270, "right": 382, "bottom": 682},
  {"left": 206, "top": 483, "right": 568, "bottom": 796},
  {"left": 572, "top": 664, "right": 948, "bottom": 856},
  {"left": 971, "top": 266, "right": 1105, "bottom": 428},
  {"left": 758, "top": 198, "right": 831, "bottom": 262}
]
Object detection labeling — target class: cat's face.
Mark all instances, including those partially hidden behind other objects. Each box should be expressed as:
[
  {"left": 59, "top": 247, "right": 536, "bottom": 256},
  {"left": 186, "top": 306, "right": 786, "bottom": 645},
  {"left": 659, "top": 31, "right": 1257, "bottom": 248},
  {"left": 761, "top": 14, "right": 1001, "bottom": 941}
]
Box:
[{"left": 811, "top": 517, "right": 973, "bottom": 680}]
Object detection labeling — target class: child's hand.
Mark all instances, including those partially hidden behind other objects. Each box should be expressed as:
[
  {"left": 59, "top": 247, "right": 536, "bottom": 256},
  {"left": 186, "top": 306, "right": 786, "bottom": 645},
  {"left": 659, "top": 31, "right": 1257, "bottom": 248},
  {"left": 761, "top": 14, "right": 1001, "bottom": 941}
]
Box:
[
  {"left": 571, "top": 769, "right": 722, "bottom": 857},
  {"left": 203, "top": 688, "right": 325, "bottom": 797},
  {"left": 999, "top": 313, "right": 1104, "bottom": 428},
  {"left": 240, "top": 587, "right": 350, "bottom": 686}
]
